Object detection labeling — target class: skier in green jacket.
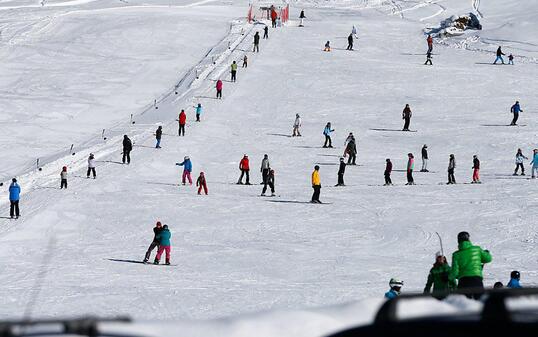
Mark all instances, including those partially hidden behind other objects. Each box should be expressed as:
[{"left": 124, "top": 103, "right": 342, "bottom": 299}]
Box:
[
  {"left": 451, "top": 231, "right": 492, "bottom": 299},
  {"left": 424, "top": 252, "right": 456, "bottom": 300}
]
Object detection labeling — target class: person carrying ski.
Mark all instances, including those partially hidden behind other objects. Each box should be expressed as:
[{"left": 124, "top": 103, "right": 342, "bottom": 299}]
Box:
[
  {"left": 299, "top": 10, "right": 305, "bottom": 27},
  {"left": 421, "top": 144, "right": 429, "bottom": 172},
  {"left": 323, "top": 122, "right": 334, "bottom": 148},
  {"left": 494, "top": 46, "right": 505, "bottom": 64},
  {"left": 195, "top": 103, "right": 202, "bottom": 122},
  {"left": 427, "top": 34, "right": 433, "bottom": 53},
  {"left": 406, "top": 153, "right": 415, "bottom": 185},
  {"left": 514, "top": 148, "right": 527, "bottom": 175},
  {"left": 402, "top": 104, "right": 412, "bottom": 131},
  {"left": 231, "top": 61, "right": 238, "bottom": 82},
  {"left": 424, "top": 252, "right": 456, "bottom": 300},
  {"left": 263, "top": 25, "right": 268, "bottom": 39},
  {"left": 336, "top": 157, "right": 346, "bottom": 186},
  {"left": 323, "top": 41, "right": 331, "bottom": 52},
  {"left": 424, "top": 50, "right": 432, "bottom": 65},
  {"left": 176, "top": 156, "right": 193, "bottom": 185},
  {"left": 385, "top": 278, "right": 403, "bottom": 299},
  {"left": 261, "top": 154, "right": 270, "bottom": 184},
  {"left": 9, "top": 178, "right": 20, "bottom": 219},
  {"left": 242, "top": 55, "right": 248, "bottom": 68},
  {"left": 253, "top": 32, "right": 260, "bottom": 52},
  {"left": 261, "top": 169, "right": 275, "bottom": 196},
  {"left": 60, "top": 166, "right": 68, "bottom": 189},
  {"left": 508, "top": 54, "right": 514, "bottom": 65},
  {"left": 311, "top": 165, "right": 321, "bottom": 203},
  {"left": 87, "top": 153, "right": 96, "bottom": 178},
  {"left": 447, "top": 154, "right": 456, "bottom": 184},
  {"left": 507, "top": 270, "right": 522, "bottom": 288},
  {"left": 510, "top": 101, "right": 523, "bottom": 126},
  {"left": 178, "top": 109, "right": 186, "bottom": 136},
  {"left": 238, "top": 155, "right": 251, "bottom": 185},
  {"left": 155, "top": 126, "right": 162, "bottom": 148},
  {"left": 345, "top": 137, "right": 357, "bottom": 165},
  {"left": 346, "top": 33, "right": 353, "bottom": 51},
  {"left": 122, "top": 135, "right": 132, "bottom": 164},
  {"left": 216, "top": 79, "right": 223, "bottom": 99},
  {"left": 472, "top": 155, "right": 480, "bottom": 183},
  {"left": 292, "top": 114, "right": 302, "bottom": 137},
  {"left": 530, "top": 149, "right": 538, "bottom": 178},
  {"left": 154, "top": 224, "right": 171, "bottom": 265},
  {"left": 144, "top": 221, "right": 162, "bottom": 263},
  {"left": 196, "top": 172, "right": 208, "bottom": 195},
  {"left": 450, "top": 231, "right": 492, "bottom": 299},
  {"left": 384, "top": 159, "right": 393, "bottom": 186}
]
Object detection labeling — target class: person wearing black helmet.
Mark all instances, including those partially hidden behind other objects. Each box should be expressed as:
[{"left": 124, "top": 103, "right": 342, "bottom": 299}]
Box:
[
  {"left": 450, "top": 231, "right": 492, "bottom": 299},
  {"left": 507, "top": 270, "right": 522, "bottom": 288},
  {"left": 335, "top": 157, "right": 346, "bottom": 186}
]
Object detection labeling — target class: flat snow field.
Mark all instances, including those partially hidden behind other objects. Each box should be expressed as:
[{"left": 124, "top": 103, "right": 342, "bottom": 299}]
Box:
[{"left": 0, "top": 0, "right": 538, "bottom": 334}]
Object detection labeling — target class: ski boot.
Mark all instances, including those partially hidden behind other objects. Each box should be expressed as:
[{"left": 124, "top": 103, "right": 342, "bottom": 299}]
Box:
[
  {"left": 153, "top": 258, "right": 159, "bottom": 265},
  {"left": 165, "top": 259, "right": 170, "bottom": 265}
]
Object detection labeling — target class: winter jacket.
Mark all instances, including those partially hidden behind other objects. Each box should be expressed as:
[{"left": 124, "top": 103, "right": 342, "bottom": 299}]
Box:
[
  {"left": 515, "top": 153, "right": 527, "bottom": 164},
  {"left": 254, "top": 33, "right": 260, "bottom": 44},
  {"left": 451, "top": 240, "right": 492, "bottom": 280},
  {"left": 176, "top": 159, "right": 192, "bottom": 172},
  {"left": 240, "top": 157, "right": 250, "bottom": 170},
  {"left": 402, "top": 107, "right": 412, "bottom": 119},
  {"left": 427, "top": 36, "right": 433, "bottom": 46},
  {"left": 407, "top": 158, "right": 414, "bottom": 171},
  {"left": 473, "top": 158, "right": 480, "bottom": 169},
  {"left": 338, "top": 161, "right": 346, "bottom": 175},
  {"left": 179, "top": 112, "right": 186, "bottom": 125},
  {"left": 152, "top": 226, "right": 163, "bottom": 243},
  {"left": 323, "top": 126, "right": 333, "bottom": 136},
  {"left": 261, "top": 158, "right": 270, "bottom": 171},
  {"left": 385, "top": 161, "right": 393, "bottom": 174},
  {"left": 345, "top": 140, "right": 357, "bottom": 155},
  {"left": 267, "top": 171, "right": 275, "bottom": 185},
  {"left": 196, "top": 175, "right": 207, "bottom": 187},
  {"left": 9, "top": 182, "right": 21, "bottom": 201},
  {"left": 496, "top": 47, "right": 504, "bottom": 57},
  {"left": 448, "top": 157, "right": 456, "bottom": 170},
  {"left": 123, "top": 137, "right": 133, "bottom": 152},
  {"left": 294, "top": 116, "right": 301, "bottom": 127},
  {"left": 299, "top": 10, "right": 305, "bottom": 18},
  {"left": 231, "top": 63, "right": 238, "bottom": 72},
  {"left": 422, "top": 147, "right": 428, "bottom": 159},
  {"left": 156, "top": 128, "right": 162, "bottom": 139},
  {"left": 88, "top": 157, "right": 96, "bottom": 168},
  {"left": 511, "top": 103, "right": 522, "bottom": 113},
  {"left": 216, "top": 80, "right": 223, "bottom": 91},
  {"left": 424, "top": 262, "right": 456, "bottom": 294},
  {"left": 156, "top": 228, "right": 171, "bottom": 246},
  {"left": 385, "top": 289, "right": 399, "bottom": 299},
  {"left": 271, "top": 9, "right": 277, "bottom": 21},
  {"left": 196, "top": 105, "right": 203, "bottom": 115},
  {"left": 312, "top": 170, "right": 320, "bottom": 186},
  {"left": 60, "top": 171, "right": 67, "bottom": 179},
  {"left": 507, "top": 278, "right": 521, "bottom": 289},
  {"left": 531, "top": 153, "right": 538, "bottom": 167}
]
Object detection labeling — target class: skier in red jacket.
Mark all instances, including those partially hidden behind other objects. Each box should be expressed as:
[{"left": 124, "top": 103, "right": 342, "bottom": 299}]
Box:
[
  {"left": 237, "top": 154, "right": 251, "bottom": 185},
  {"left": 427, "top": 34, "right": 433, "bottom": 53},
  {"left": 196, "top": 172, "right": 208, "bottom": 195},
  {"left": 178, "top": 109, "right": 186, "bottom": 136},
  {"left": 216, "top": 80, "right": 223, "bottom": 99}
]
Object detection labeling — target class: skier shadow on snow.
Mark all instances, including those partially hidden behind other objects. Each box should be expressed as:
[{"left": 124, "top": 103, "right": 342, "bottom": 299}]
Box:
[
  {"left": 481, "top": 124, "right": 520, "bottom": 127},
  {"left": 134, "top": 144, "right": 155, "bottom": 149},
  {"left": 294, "top": 145, "right": 334, "bottom": 149},
  {"left": 315, "top": 162, "right": 338, "bottom": 166},
  {"left": 267, "top": 133, "right": 292, "bottom": 138},
  {"left": 370, "top": 128, "right": 414, "bottom": 132},
  {"left": 96, "top": 160, "right": 123, "bottom": 165},
  {"left": 194, "top": 95, "right": 218, "bottom": 100},
  {"left": 267, "top": 200, "right": 316, "bottom": 204},
  {"left": 318, "top": 154, "right": 341, "bottom": 157},
  {"left": 145, "top": 182, "right": 180, "bottom": 187},
  {"left": 107, "top": 258, "right": 145, "bottom": 265},
  {"left": 0, "top": 216, "right": 13, "bottom": 219}
]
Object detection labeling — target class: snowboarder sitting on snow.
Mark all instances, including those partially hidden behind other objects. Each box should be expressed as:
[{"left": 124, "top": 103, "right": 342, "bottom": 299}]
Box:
[
  {"left": 424, "top": 252, "right": 456, "bottom": 300},
  {"left": 238, "top": 155, "right": 251, "bottom": 185},
  {"left": 494, "top": 46, "right": 505, "bottom": 64},
  {"left": 9, "top": 178, "right": 21, "bottom": 219},
  {"left": 323, "top": 41, "right": 331, "bottom": 52},
  {"left": 122, "top": 135, "right": 132, "bottom": 164},
  {"left": 385, "top": 278, "right": 403, "bottom": 299},
  {"left": 261, "top": 169, "right": 275, "bottom": 196},
  {"left": 514, "top": 148, "right": 527, "bottom": 176},
  {"left": 87, "top": 153, "right": 96, "bottom": 178},
  {"left": 472, "top": 155, "right": 480, "bottom": 183},
  {"left": 176, "top": 156, "right": 193, "bottom": 185},
  {"left": 384, "top": 159, "right": 393, "bottom": 186},
  {"left": 154, "top": 224, "right": 171, "bottom": 265},
  {"left": 335, "top": 157, "right": 346, "bottom": 186},
  {"left": 507, "top": 270, "right": 522, "bottom": 288},
  {"left": 196, "top": 172, "right": 208, "bottom": 195},
  {"left": 323, "top": 122, "right": 334, "bottom": 148},
  {"left": 144, "top": 221, "right": 163, "bottom": 263},
  {"left": 60, "top": 166, "right": 68, "bottom": 189}
]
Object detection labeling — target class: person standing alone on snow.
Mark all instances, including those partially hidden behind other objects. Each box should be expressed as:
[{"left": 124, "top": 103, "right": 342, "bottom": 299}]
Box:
[
  {"left": 510, "top": 101, "right": 523, "bottom": 126},
  {"left": 195, "top": 103, "right": 202, "bottom": 122},
  {"left": 472, "top": 155, "right": 480, "bottom": 183},
  {"left": 508, "top": 54, "right": 514, "bottom": 65},
  {"left": 424, "top": 252, "right": 456, "bottom": 300},
  {"left": 122, "top": 135, "right": 132, "bottom": 164},
  {"left": 242, "top": 55, "right": 248, "bottom": 68},
  {"left": 447, "top": 154, "right": 456, "bottom": 184},
  {"left": 514, "top": 148, "right": 527, "bottom": 176},
  {"left": 402, "top": 104, "right": 412, "bottom": 131},
  {"left": 155, "top": 126, "right": 162, "bottom": 148},
  {"left": 176, "top": 156, "right": 193, "bottom": 185},
  {"left": 323, "top": 122, "right": 334, "bottom": 148},
  {"left": 253, "top": 32, "right": 260, "bottom": 52},
  {"left": 323, "top": 41, "right": 331, "bottom": 52},
  {"left": 178, "top": 109, "right": 186, "bottom": 136},
  {"left": 450, "top": 231, "right": 492, "bottom": 299},
  {"left": 299, "top": 10, "right": 305, "bottom": 27},
  {"left": 406, "top": 153, "right": 415, "bottom": 185},
  {"left": 144, "top": 221, "right": 162, "bottom": 263},
  {"left": 426, "top": 34, "right": 433, "bottom": 53},
  {"left": 530, "top": 149, "right": 538, "bottom": 178},
  {"left": 216, "top": 79, "right": 223, "bottom": 99},
  {"left": 196, "top": 172, "right": 208, "bottom": 195},
  {"left": 60, "top": 166, "right": 68, "bottom": 189},
  {"left": 311, "top": 165, "right": 321, "bottom": 203},
  {"left": 494, "top": 46, "right": 505, "bottom": 64},
  {"left": 8, "top": 178, "right": 20, "bottom": 219},
  {"left": 261, "top": 169, "right": 275, "bottom": 196},
  {"left": 421, "top": 144, "right": 429, "bottom": 172},
  {"left": 230, "top": 61, "right": 238, "bottom": 82},
  {"left": 384, "top": 159, "right": 393, "bottom": 186},
  {"left": 237, "top": 155, "right": 251, "bottom": 185},
  {"left": 87, "top": 153, "right": 96, "bottom": 178},
  {"left": 335, "top": 157, "right": 346, "bottom": 186},
  {"left": 154, "top": 224, "right": 171, "bottom": 265},
  {"left": 346, "top": 33, "right": 353, "bottom": 51},
  {"left": 292, "top": 114, "right": 302, "bottom": 136},
  {"left": 344, "top": 134, "right": 357, "bottom": 165},
  {"left": 263, "top": 25, "right": 268, "bottom": 39}
]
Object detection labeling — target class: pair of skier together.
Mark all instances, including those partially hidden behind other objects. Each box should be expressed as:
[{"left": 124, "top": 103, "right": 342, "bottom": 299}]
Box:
[
  {"left": 143, "top": 221, "right": 172, "bottom": 265},
  {"left": 175, "top": 156, "right": 208, "bottom": 194}
]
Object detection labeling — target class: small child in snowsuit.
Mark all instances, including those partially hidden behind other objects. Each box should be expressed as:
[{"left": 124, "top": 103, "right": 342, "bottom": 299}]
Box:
[
  {"left": 385, "top": 278, "right": 403, "bottom": 299},
  {"left": 507, "top": 270, "right": 522, "bottom": 288},
  {"left": 508, "top": 54, "right": 514, "bottom": 65},
  {"left": 60, "top": 166, "right": 68, "bottom": 189},
  {"left": 196, "top": 172, "right": 208, "bottom": 195},
  {"left": 261, "top": 169, "right": 275, "bottom": 196},
  {"left": 324, "top": 41, "right": 331, "bottom": 52}
]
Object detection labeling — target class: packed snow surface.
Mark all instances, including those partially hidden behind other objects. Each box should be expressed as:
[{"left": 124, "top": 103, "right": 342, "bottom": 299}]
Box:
[{"left": 1, "top": 0, "right": 538, "bottom": 335}]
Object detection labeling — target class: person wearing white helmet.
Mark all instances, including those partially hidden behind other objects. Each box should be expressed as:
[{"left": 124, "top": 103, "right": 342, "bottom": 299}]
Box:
[
  {"left": 385, "top": 278, "right": 403, "bottom": 299},
  {"left": 175, "top": 156, "right": 193, "bottom": 185}
]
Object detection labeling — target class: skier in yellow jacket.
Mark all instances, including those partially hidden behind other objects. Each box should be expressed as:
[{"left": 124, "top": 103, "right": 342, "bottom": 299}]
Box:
[{"left": 311, "top": 165, "right": 321, "bottom": 203}]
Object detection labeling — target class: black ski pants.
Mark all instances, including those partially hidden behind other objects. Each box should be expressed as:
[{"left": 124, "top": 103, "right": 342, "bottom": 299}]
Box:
[
  {"left": 347, "top": 42, "right": 353, "bottom": 50},
  {"left": 144, "top": 241, "right": 159, "bottom": 261},
  {"left": 262, "top": 181, "right": 274, "bottom": 194},
  {"left": 312, "top": 185, "right": 321, "bottom": 202},
  {"left": 238, "top": 169, "right": 250, "bottom": 184},
  {"left": 515, "top": 163, "right": 524, "bottom": 174},
  {"left": 407, "top": 170, "right": 414, "bottom": 183},
  {"left": 323, "top": 135, "right": 332, "bottom": 147},
  {"left": 458, "top": 276, "right": 484, "bottom": 300},
  {"left": 231, "top": 71, "right": 236, "bottom": 82},
  {"left": 448, "top": 169, "right": 456, "bottom": 183},
  {"left": 511, "top": 112, "right": 519, "bottom": 125},
  {"left": 403, "top": 117, "right": 411, "bottom": 130},
  {"left": 424, "top": 59, "right": 432, "bottom": 65},
  {"left": 216, "top": 89, "right": 222, "bottom": 99},
  {"left": 87, "top": 167, "right": 96, "bottom": 178},
  {"left": 10, "top": 200, "right": 19, "bottom": 218},
  {"left": 337, "top": 173, "right": 344, "bottom": 185},
  {"left": 60, "top": 179, "right": 67, "bottom": 189},
  {"left": 384, "top": 173, "right": 392, "bottom": 185},
  {"left": 178, "top": 124, "right": 185, "bottom": 136},
  {"left": 122, "top": 150, "right": 131, "bottom": 164},
  {"left": 253, "top": 44, "right": 259, "bottom": 53},
  {"left": 347, "top": 154, "right": 356, "bottom": 165}
]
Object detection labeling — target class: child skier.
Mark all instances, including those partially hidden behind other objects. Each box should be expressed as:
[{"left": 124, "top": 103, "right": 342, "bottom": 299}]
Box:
[
  {"left": 514, "top": 148, "right": 527, "bottom": 175},
  {"left": 406, "top": 153, "right": 415, "bottom": 185},
  {"left": 263, "top": 25, "right": 268, "bottom": 39},
  {"left": 155, "top": 126, "right": 162, "bottom": 148},
  {"left": 60, "top": 166, "right": 68, "bottom": 189},
  {"left": 144, "top": 221, "right": 162, "bottom": 263},
  {"left": 323, "top": 122, "right": 334, "bottom": 148},
  {"left": 87, "top": 153, "right": 96, "bottom": 178},
  {"left": 323, "top": 41, "right": 331, "bottom": 52},
  {"left": 196, "top": 172, "right": 208, "bottom": 195},
  {"left": 424, "top": 252, "right": 456, "bottom": 300},
  {"left": 178, "top": 109, "right": 186, "bottom": 136},
  {"left": 530, "top": 149, "right": 538, "bottom": 178},
  {"left": 238, "top": 155, "right": 250, "bottom": 185},
  {"left": 385, "top": 278, "right": 403, "bottom": 299},
  {"left": 292, "top": 114, "right": 302, "bottom": 137},
  {"left": 346, "top": 34, "right": 353, "bottom": 51},
  {"left": 448, "top": 154, "right": 456, "bottom": 184},
  {"left": 216, "top": 79, "right": 223, "bottom": 99},
  {"left": 508, "top": 54, "right": 514, "bottom": 65},
  {"left": 335, "top": 157, "right": 346, "bottom": 186},
  {"left": 154, "top": 224, "right": 171, "bottom": 265},
  {"left": 472, "top": 155, "right": 480, "bottom": 183},
  {"left": 176, "top": 156, "right": 193, "bottom": 185},
  {"left": 384, "top": 159, "right": 393, "bottom": 186},
  {"left": 299, "top": 10, "right": 305, "bottom": 27},
  {"left": 421, "top": 144, "right": 428, "bottom": 172},
  {"left": 507, "top": 271, "right": 522, "bottom": 288},
  {"left": 195, "top": 103, "right": 202, "bottom": 122},
  {"left": 261, "top": 169, "right": 275, "bottom": 196}
]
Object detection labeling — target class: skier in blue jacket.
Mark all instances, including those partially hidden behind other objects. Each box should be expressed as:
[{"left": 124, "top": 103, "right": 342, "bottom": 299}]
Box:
[
  {"left": 8, "top": 178, "right": 21, "bottom": 219},
  {"left": 195, "top": 103, "right": 202, "bottom": 122},
  {"left": 507, "top": 270, "right": 522, "bottom": 288},
  {"left": 530, "top": 149, "right": 538, "bottom": 179},
  {"left": 510, "top": 101, "right": 523, "bottom": 126},
  {"left": 385, "top": 278, "right": 403, "bottom": 299},
  {"left": 323, "top": 122, "right": 334, "bottom": 148},
  {"left": 176, "top": 156, "right": 193, "bottom": 185}
]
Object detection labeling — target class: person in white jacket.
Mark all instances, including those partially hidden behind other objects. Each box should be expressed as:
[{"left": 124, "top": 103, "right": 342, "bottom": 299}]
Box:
[
  {"left": 87, "top": 153, "right": 96, "bottom": 179},
  {"left": 292, "top": 114, "right": 302, "bottom": 137},
  {"left": 514, "top": 148, "right": 528, "bottom": 176}
]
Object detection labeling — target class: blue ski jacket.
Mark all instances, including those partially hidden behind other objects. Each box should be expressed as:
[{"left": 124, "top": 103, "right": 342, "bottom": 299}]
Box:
[
  {"left": 176, "top": 159, "right": 192, "bottom": 172},
  {"left": 511, "top": 103, "right": 522, "bottom": 113},
  {"left": 507, "top": 278, "right": 521, "bottom": 288},
  {"left": 531, "top": 153, "right": 538, "bottom": 167},
  {"left": 384, "top": 289, "right": 399, "bottom": 299},
  {"left": 196, "top": 106, "right": 203, "bottom": 115},
  {"left": 9, "top": 182, "right": 20, "bottom": 201},
  {"left": 323, "top": 126, "right": 333, "bottom": 136}
]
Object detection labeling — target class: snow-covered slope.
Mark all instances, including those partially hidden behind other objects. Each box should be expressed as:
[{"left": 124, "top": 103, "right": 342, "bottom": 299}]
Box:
[{"left": 0, "top": 0, "right": 537, "bottom": 332}]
